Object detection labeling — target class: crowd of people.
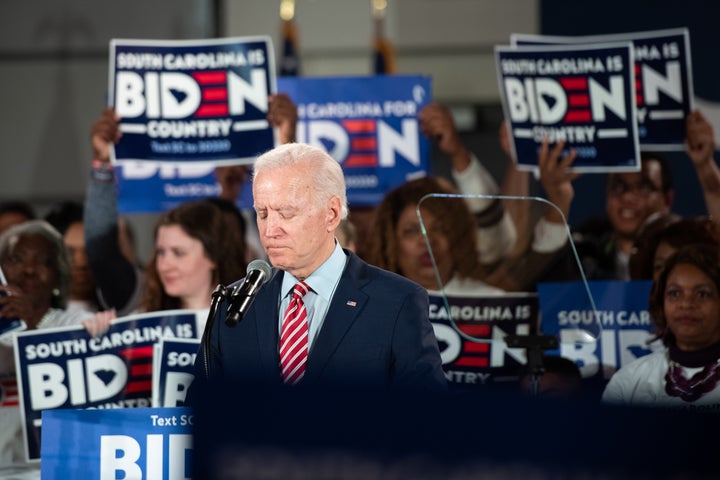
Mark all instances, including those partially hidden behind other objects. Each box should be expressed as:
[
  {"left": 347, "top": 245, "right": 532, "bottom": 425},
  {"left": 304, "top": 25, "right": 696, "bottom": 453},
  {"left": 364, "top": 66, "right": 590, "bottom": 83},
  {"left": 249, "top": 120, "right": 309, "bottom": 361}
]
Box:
[{"left": 1, "top": 87, "right": 720, "bottom": 473}]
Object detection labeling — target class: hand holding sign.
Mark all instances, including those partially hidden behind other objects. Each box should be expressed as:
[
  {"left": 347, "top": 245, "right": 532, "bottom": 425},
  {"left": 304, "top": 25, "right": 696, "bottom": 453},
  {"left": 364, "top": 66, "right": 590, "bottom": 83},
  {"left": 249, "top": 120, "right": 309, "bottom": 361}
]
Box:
[
  {"left": 91, "top": 108, "right": 122, "bottom": 164},
  {"left": 82, "top": 309, "right": 116, "bottom": 338},
  {"left": 684, "top": 110, "right": 720, "bottom": 223},
  {"left": 685, "top": 110, "right": 715, "bottom": 168},
  {"left": 537, "top": 139, "right": 580, "bottom": 224},
  {"left": 267, "top": 93, "right": 298, "bottom": 144},
  {"left": 418, "top": 102, "right": 471, "bottom": 172},
  {"left": 0, "top": 284, "right": 34, "bottom": 329}
]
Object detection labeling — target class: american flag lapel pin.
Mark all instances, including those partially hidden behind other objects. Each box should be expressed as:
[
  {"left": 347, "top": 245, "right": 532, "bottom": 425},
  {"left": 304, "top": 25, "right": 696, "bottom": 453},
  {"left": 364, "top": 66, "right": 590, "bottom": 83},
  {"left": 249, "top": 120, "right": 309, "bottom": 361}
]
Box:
[{"left": 346, "top": 300, "right": 357, "bottom": 307}]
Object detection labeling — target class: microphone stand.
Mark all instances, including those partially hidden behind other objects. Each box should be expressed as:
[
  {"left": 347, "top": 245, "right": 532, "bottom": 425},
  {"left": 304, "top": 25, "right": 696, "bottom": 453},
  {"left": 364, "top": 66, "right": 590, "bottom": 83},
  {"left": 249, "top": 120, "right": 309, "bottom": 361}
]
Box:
[
  {"left": 201, "top": 284, "right": 229, "bottom": 380},
  {"left": 504, "top": 334, "right": 559, "bottom": 397}
]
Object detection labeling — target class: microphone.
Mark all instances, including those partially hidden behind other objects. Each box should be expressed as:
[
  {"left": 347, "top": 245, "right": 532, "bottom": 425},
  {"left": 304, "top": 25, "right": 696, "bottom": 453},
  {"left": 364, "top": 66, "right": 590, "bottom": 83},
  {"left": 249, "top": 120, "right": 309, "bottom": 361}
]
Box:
[{"left": 225, "top": 259, "right": 272, "bottom": 327}]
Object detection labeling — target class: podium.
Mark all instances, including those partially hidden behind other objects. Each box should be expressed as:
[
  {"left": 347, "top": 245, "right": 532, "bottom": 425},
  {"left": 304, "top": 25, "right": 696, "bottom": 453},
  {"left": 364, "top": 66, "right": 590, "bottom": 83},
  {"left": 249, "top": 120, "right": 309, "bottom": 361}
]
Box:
[{"left": 40, "top": 407, "right": 192, "bottom": 479}]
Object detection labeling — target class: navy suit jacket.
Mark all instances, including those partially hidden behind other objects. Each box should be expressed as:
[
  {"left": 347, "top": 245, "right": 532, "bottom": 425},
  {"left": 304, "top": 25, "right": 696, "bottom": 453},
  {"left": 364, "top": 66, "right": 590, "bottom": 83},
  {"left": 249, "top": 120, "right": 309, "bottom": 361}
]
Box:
[{"left": 193, "top": 250, "right": 446, "bottom": 390}]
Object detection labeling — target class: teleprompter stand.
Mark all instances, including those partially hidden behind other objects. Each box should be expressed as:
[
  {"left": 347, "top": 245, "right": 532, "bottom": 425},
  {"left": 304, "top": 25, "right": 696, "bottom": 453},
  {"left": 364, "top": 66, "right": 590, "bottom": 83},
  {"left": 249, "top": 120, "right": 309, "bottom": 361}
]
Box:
[{"left": 504, "top": 333, "right": 559, "bottom": 397}]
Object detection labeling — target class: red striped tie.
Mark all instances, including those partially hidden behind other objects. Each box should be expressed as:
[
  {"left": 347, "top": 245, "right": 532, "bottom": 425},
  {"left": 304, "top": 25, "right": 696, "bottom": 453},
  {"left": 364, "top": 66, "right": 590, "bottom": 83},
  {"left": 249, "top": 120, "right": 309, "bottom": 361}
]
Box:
[{"left": 280, "top": 282, "right": 310, "bottom": 385}]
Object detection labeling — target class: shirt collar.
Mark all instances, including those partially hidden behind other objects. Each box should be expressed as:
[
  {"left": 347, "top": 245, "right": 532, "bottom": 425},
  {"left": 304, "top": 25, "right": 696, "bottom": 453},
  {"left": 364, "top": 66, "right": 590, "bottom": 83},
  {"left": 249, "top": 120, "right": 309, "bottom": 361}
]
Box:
[{"left": 281, "top": 242, "right": 348, "bottom": 301}]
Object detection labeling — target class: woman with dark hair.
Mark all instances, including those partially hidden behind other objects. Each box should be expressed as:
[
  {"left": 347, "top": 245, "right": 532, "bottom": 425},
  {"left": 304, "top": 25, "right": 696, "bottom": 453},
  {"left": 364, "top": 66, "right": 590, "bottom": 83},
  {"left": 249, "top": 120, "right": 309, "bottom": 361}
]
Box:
[
  {"left": 83, "top": 198, "right": 248, "bottom": 338},
  {"left": 140, "top": 200, "right": 246, "bottom": 312},
  {"left": 365, "top": 133, "right": 579, "bottom": 294},
  {"left": 629, "top": 215, "right": 719, "bottom": 281},
  {"left": 602, "top": 245, "right": 720, "bottom": 406},
  {"left": 365, "top": 176, "right": 502, "bottom": 294}
]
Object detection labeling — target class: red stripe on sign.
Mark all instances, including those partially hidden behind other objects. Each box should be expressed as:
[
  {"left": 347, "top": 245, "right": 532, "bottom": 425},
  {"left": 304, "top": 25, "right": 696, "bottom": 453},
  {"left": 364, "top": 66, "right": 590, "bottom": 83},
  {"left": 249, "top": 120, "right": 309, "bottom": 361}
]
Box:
[
  {"left": 131, "top": 364, "right": 154, "bottom": 377},
  {"left": 459, "top": 325, "right": 491, "bottom": 337},
  {"left": 202, "top": 88, "right": 228, "bottom": 101},
  {"left": 634, "top": 63, "right": 641, "bottom": 75},
  {"left": 192, "top": 71, "right": 227, "bottom": 84},
  {"left": 2, "top": 400, "right": 19, "bottom": 407},
  {"left": 455, "top": 357, "right": 489, "bottom": 368},
  {"left": 196, "top": 104, "right": 229, "bottom": 117},
  {"left": 636, "top": 94, "right": 644, "bottom": 106},
  {"left": 342, "top": 120, "right": 376, "bottom": 133},
  {"left": 344, "top": 155, "right": 377, "bottom": 167},
  {"left": 568, "top": 94, "right": 589, "bottom": 107},
  {"left": 564, "top": 110, "right": 591, "bottom": 122},
  {"left": 559, "top": 77, "right": 587, "bottom": 90},
  {"left": 119, "top": 346, "right": 154, "bottom": 360},
  {"left": 351, "top": 137, "right": 377, "bottom": 150},
  {"left": 635, "top": 79, "right": 643, "bottom": 91},
  {"left": 464, "top": 342, "right": 490, "bottom": 353},
  {"left": 125, "top": 380, "right": 152, "bottom": 394}
]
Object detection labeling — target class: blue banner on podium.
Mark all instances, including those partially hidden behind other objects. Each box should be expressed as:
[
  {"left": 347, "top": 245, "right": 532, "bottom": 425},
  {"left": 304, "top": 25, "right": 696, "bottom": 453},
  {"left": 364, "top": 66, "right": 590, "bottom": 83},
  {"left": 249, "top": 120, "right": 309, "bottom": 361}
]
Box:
[{"left": 41, "top": 407, "right": 193, "bottom": 479}]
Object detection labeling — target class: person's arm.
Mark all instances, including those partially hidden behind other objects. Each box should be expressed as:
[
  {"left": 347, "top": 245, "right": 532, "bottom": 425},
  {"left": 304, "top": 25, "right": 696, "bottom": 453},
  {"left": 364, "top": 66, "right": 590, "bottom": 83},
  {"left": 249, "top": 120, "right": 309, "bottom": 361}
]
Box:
[
  {"left": 686, "top": 110, "right": 720, "bottom": 225},
  {"left": 531, "top": 139, "right": 580, "bottom": 253},
  {"left": 499, "top": 120, "right": 532, "bottom": 257},
  {"left": 84, "top": 108, "right": 142, "bottom": 315},
  {"left": 215, "top": 93, "right": 298, "bottom": 203},
  {"left": 418, "top": 103, "right": 517, "bottom": 264},
  {"left": 268, "top": 93, "right": 298, "bottom": 145}
]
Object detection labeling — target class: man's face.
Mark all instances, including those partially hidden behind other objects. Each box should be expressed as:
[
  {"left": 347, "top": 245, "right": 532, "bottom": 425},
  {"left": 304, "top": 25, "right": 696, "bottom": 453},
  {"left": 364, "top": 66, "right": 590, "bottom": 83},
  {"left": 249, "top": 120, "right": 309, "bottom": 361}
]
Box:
[
  {"left": 253, "top": 163, "right": 340, "bottom": 280},
  {"left": 606, "top": 159, "right": 669, "bottom": 239}
]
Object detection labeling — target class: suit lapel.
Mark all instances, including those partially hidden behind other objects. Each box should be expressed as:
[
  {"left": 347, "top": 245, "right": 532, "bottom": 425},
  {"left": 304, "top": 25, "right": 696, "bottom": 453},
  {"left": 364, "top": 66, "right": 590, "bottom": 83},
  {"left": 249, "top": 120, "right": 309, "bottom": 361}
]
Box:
[
  {"left": 304, "top": 253, "right": 369, "bottom": 384},
  {"left": 254, "top": 271, "right": 283, "bottom": 377}
]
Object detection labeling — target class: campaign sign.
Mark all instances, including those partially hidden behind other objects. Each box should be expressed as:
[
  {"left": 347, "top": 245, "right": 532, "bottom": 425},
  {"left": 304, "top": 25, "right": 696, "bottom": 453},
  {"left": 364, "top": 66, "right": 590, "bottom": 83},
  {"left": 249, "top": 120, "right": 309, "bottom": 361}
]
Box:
[
  {"left": 429, "top": 293, "right": 538, "bottom": 388},
  {"left": 538, "top": 280, "right": 660, "bottom": 391},
  {"left": 0, "top": 317, "right": 25, "bottom": 339},
  {"left": 0, "top": 375, "right": 18, "bottom": 408},
  {"left": 152, "top": 338, "right": 200, "bottom": 407},
  {"left": 41, "top": 407, "right": 193, "bottom": 479},
  {"left": 115, "top": 162, "right": 221, "bottom": 213},
  {"left": 512, "top": 29, "right": 694, "bottom": 150},
  {"left": 496, "top": 43, "right": 639, "bottom": 173},
  {"left": 13, "top": 310, "right": 198, "bottom": 461},
  {"left": 277, "top": 75, "right": 431, "bottom": 206},
  {"left": 109, "top": 36, "right": 276, "bottom": 165}
]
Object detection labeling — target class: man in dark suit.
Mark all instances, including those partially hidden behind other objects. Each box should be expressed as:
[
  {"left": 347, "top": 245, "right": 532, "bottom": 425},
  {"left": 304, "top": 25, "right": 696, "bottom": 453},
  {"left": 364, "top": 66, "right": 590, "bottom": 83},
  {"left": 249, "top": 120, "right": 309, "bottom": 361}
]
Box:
[{"left": 192, "top": 143, "right": 446, "bottom": 391}]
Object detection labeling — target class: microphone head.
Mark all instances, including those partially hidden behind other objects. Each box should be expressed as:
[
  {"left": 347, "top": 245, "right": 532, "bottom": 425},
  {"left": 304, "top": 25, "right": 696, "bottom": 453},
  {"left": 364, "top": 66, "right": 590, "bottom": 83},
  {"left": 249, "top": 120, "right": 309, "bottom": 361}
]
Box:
[{"left": 247, "top": 259, "right": 272, "bottom": 284}]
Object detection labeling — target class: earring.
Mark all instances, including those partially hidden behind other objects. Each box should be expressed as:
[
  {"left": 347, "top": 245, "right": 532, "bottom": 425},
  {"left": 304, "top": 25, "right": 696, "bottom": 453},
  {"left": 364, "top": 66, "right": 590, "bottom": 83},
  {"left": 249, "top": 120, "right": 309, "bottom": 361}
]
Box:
[{"left": 52, "top": 288, "right": 60, "bottom": 297}]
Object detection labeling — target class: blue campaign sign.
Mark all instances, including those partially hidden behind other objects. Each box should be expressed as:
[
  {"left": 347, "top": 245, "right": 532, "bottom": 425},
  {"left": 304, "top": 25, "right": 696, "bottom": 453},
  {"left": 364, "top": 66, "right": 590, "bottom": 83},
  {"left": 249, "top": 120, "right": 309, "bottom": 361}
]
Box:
[
  {"left": 152, "top": 338, "right": 200, "bottom": 407},
  {"left": 13, "top": 310, "right": 199, "bottom": 461},
  {"left": 41, "top": 407, "right": 193, "bottom": 479},
  {"left": 428, "top": 292, "right": 538, "bottom": 388},
  {"left": 115, "top": 161, "right": 221, "bottom": 213},
  {"left": 109, "top": 36, "right": 276, "bottom": 165},
  {"left": 0, "top": 317, "right": 25, "bottom": 339},
  {"left": 496, "top": 42, "right": 639, "bottom": 173},
  {"left": 537, "top": 280, "right": 660, "bottom": 389},
  {"left": 278, "top": 75, "right": 431, "bottom": 207},
  {"left": 512, "top": 28, "right": 694, "bottom": 150}
]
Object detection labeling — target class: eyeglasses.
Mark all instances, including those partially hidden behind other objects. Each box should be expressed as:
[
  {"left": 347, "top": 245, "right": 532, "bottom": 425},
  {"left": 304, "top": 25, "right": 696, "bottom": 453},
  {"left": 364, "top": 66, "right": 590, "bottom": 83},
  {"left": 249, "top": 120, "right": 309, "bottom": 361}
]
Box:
[{"left": 607, "top": 180, "right": 662, "bottom": 197}]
